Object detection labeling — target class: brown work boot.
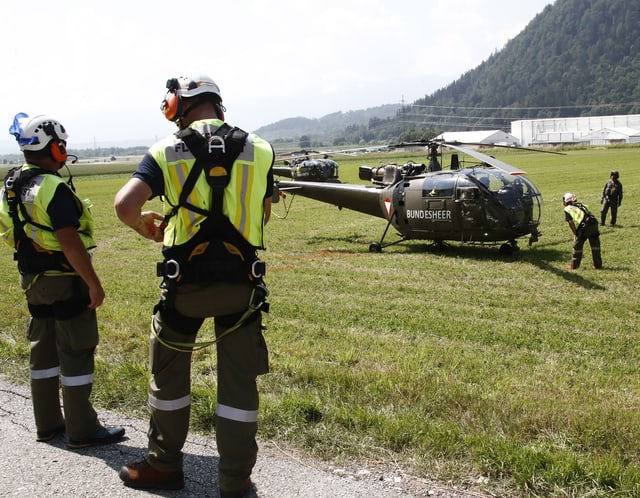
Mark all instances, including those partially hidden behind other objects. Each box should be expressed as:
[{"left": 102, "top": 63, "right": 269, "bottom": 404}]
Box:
[{"left": 119, "top": 459, "right": 184, "bottom": 490}]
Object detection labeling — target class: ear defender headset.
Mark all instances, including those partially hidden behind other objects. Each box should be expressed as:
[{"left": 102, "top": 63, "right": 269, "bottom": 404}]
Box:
[
  {"left": 43, "top": 122, "right": 68, "bottom": 163},
  {"left": 161, "top": 78, "right": 182, "bottom": 122},
  {"left": 161, "top": 76, "right": 226, "bottom": 124}
]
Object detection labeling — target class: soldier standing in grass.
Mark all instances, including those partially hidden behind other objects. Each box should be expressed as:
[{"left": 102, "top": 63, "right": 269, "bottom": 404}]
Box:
[
  {"left": 0, "top": 113, "right": 124, "bottom": 448},
  {"left": 600, "top": 170, "right": 623, "bottom": 226},
  {"left": 115, "top": 74, "right": 274, "bottom": 498},
  {"left": 563, "top": 192, "right": 602, "bottom": 270}
]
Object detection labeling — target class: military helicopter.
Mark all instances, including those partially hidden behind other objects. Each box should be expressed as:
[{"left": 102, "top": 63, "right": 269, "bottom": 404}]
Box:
[
  {"left": 274, "top": 152, "right": 340, "bottom": 182},
  {"left": 273, "top": 141, "right": 547, "bottom": 254}
]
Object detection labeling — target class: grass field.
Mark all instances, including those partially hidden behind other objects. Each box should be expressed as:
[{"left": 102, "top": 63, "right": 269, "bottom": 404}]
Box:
[{"left": 1, "top": 145, "right": 638, "bottom": 497}]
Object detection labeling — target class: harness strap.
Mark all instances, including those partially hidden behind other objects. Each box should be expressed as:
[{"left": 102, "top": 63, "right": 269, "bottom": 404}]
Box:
[
  {"left": 4, "top": 167, "right": 54, "bottom": 240},
  {"left": 3, "top": 167, "right": 78, "bottom": 274},
  {"left": 151, "top": 283, "right": 270, "bottom": 352},
  {"left": 164, "top": 123, "right": 248, "bottom": 224}
]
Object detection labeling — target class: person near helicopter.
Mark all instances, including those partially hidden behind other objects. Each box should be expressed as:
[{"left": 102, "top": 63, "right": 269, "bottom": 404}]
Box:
[
  {"left": 114, "top": 74, "right": 274, "bottom": 497},
  {"left": 600, "top": 170, "right": 623, "bottom": 226},
  {"left": 0, "top": 113, "right": 125, "bottom": 448},
  {"left": 562, "top": 192, "right": 602, "bottom": 270}
]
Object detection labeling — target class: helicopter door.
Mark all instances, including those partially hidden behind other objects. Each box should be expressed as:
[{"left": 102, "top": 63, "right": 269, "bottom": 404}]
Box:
[
  {"left": 414, "top": 176, "right": 458, "bottom": 234},
  {"left": 455, "top": 176, "right": 485, "bottom": 239}
]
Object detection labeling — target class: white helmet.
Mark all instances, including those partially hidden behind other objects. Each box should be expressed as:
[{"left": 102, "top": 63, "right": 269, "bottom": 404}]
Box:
[
  {"left": 9, "top": 113, "right": 68, "bottom": 152},
  {"left": 171, "top": 75, "right": 222, "bottom": 99},
  {"left": 161, "top": 74, "right": 223, "bottom": 122},
  {"left": 563, "top": 192, "right": 576, "bottom": 204}
]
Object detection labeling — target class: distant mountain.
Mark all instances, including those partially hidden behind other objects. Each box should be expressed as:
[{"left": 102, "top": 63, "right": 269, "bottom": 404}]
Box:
[
  {"left": 255, "top": 0, "right": 640, "bottom": 146},
  {"left": 254, "top": 104, "right": 401, "bottom": 143},
  {"left": 410, "top": 0, "right": 640, "bottom": 129}
]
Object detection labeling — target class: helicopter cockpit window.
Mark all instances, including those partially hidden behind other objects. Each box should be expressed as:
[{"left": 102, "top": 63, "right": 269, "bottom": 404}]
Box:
[
  {"left": 422, "top": 176, "right": 455, "bottom": 198},
  {"left": 455, "top": 177, "right": 479, "bottom": 200}
]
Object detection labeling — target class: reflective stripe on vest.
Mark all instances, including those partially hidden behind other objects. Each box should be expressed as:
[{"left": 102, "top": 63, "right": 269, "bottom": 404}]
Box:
[
  {"left": 152, "top": 119, "right": 273, "bottom": 248},
  {"left": 0, "top": 191, "right": 14, "bottom": 247}
]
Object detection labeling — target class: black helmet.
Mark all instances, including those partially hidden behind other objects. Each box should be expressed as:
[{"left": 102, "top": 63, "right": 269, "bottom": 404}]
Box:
[{"left": 610, "top": 170, "right": 619, "bottom": 179}]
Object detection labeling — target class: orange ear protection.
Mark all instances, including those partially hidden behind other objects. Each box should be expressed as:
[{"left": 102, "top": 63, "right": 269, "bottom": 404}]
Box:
[
  {"left": 42, "top": 122, "right": 68, "bottom": 163},
  {"left": 50, "top": 141, "right": 68, "bottom": 163},
  {"left": 161, "top": 78, "right": 182, "bottom": 122}
]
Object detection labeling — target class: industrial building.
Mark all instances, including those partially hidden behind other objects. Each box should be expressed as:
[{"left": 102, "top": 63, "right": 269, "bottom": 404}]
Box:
[{"left": 511, "top": 114, "right": 640, "bottom": 146}]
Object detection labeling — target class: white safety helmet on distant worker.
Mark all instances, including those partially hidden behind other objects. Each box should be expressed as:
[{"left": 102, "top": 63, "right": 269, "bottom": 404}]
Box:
[
  {"left": 563, "top": 192, "right": 577, "bottom": 204},
  {"left": 9, "top": 113, "right": 68, "bottom": 152},
  {"left": 160, "top": 74, "right": 225, "bottom": 124},
  {"left": 9, "top": 113, "right": 70, "bottom": 163}
]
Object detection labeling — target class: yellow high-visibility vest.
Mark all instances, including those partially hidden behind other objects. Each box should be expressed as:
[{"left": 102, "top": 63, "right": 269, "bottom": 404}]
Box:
[
  {"left": 151, "top": 119, "right": 273, "bottom": 249},
  {"left": 0, "top": 164, "right": 95, "bottom": 251}
]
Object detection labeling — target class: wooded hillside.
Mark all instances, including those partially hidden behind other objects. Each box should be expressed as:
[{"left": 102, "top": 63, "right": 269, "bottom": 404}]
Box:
[{"left": 257, "top": 0, "right": 640, "bottom": 147}]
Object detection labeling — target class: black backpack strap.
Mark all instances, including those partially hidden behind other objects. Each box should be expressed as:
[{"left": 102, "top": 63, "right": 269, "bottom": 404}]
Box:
[
  {"left": 3, "top": 167, "right": 56, "bottom": 240},
  {"left": 3, "top": 166, "right": 74, "bottom": 273},
  {"left": 164, "top": 124, "right": 248, "bottom": 223}
]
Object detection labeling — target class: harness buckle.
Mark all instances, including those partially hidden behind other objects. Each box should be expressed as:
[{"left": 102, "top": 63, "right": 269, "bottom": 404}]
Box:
[
  {"left": 156, "top": 259, "right": 181, "bottom": 279},
  {"left": 208, "top": 135, "right": 225, "bottom": 155},
  {"left": 249, "top": 283, "right": 269, "bottom": 311},
  {"left": 251, "top": 260, "right": 266, "bottom": 278}
]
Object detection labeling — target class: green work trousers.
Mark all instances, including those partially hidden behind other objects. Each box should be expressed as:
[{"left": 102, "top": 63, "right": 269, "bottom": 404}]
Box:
[
  {"left": 147, "top": 281, "right": 269, "bottom": 493},
  {"left": 572, "top": 222, "right": 602, "bottom": 269},
  {"left": 22, "top": 273, "right": 100, "bottom": 439}
]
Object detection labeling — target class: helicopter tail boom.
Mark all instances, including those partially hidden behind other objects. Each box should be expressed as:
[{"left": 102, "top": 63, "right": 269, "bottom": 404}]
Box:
[{"left": 276, "top": 180, "right": 388, "bottom": 219}]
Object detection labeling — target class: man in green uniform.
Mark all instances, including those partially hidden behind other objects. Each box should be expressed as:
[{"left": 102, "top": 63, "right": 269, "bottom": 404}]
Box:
[
  {"left": 0, "top": 113, "right": 124, "bottom": 447},
  {"left": 563, "top": 192, "right": 602, "bottom": 270},
  {"left": 115, "top": 75, "right": 274, "bottom": 498},
  {"left": 600, "top": 170, "right": 623, "bottom": 226}
]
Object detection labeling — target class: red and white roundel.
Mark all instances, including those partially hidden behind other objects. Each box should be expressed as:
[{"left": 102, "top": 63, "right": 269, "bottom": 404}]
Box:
[{"left": 384, "top": 198, "right": 392, "bottom": 216}]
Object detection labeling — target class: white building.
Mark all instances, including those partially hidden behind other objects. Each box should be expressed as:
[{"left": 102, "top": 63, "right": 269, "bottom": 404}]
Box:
[
  {"left": 579, "top": 127, "right": 640, "bottom": 146},
  {"left": 435, "top": 130, "right": 520, "bottom": 146},
  {"left": 511, "top": 114, "right": 640, "bottom": 146}
]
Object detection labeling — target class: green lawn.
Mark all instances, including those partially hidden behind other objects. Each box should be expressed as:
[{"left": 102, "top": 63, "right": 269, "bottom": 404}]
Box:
[{"left": 1, "top": 145, "right": 638, "bottom": 497}]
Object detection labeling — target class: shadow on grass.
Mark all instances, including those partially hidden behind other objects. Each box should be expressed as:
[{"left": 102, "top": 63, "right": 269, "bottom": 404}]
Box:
[{"left": 303, "top": 234, "right": 624, "bottom": 289}]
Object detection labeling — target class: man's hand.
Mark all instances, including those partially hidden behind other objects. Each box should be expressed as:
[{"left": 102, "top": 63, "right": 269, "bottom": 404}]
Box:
[{"left": 134, "top": 211, "right": 165, "bottom": 242}]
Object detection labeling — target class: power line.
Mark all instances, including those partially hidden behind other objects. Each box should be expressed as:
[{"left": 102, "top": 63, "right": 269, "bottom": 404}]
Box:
[
  {"left": 403, "top": 102, "right": 640, "bottom": 111},
  {"left": 396, "top": 119, "right": 506, "bottom": 130},
  {"left": 395, "top": 102, "right": 640, "bottom": 129}
]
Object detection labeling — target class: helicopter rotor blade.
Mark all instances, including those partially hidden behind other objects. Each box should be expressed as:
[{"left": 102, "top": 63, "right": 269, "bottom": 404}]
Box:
[
  {"left": 445, "top": 141, "right": 565, "bottom": 155},
  {"left": 443, "top": 143, "right": 527, "bottom": 175}
]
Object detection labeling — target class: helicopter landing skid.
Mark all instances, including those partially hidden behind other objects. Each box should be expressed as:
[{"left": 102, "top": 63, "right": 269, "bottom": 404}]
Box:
[
  {"left": 369, "top": 209, "right": 402, "bottom": 252},
  {"left": 499, "top": 240, "right": 520, "bottom": 255},
  {"left": 368, "top": 238, "right": 406, "bottom": 253},
  {"left": 427, "top": 241, "right": 451, "bottom": 252}
]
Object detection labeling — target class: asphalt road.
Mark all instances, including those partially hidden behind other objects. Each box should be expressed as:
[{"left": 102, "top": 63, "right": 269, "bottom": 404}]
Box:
[{"left": 0, "top": 376, "right": 487, "bottom": 498}]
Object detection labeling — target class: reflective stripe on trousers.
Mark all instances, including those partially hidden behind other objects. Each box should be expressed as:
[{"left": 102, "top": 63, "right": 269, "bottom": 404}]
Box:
[
  {"left": 217, "top": 403, "right": 259, "bottom": 423},
  {"left": 30, "top": 366, "right": 60, "bottom": 380},
  {"left": 148, "top": 393, "right": 191, "bottom": 411}
]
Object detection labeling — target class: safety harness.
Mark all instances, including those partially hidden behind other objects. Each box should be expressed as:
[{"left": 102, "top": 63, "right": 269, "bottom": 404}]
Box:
[
  {"left": 153, "top": 124, "right": 269, "bottom": 351},
  {"left": 2, "top": 166, "right": 75, "bottom": 274},
  {"left": 156, "top": 124, "right": 265, "bottom": 283},
  {"left": 573, "top": 202, "right": 598, "bottom": 237}
]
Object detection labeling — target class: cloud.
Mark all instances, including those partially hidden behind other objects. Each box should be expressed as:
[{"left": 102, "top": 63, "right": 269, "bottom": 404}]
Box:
[{"left": 0, "top": 0, "right": 551, "bottom": 153}]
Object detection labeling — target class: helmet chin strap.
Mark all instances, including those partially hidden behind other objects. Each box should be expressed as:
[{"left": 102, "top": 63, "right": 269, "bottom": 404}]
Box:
[
  {"left": 176, "top": 100, "right": 223, "bottom": 129},
  {"left": 176, "top": 102, "right": 199, "bottom": 129}
]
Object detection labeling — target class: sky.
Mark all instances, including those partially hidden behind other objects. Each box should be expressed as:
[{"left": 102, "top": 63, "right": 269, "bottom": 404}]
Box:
[{"left": 0, "top": 0, "right": 553, "bottom": 154}]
